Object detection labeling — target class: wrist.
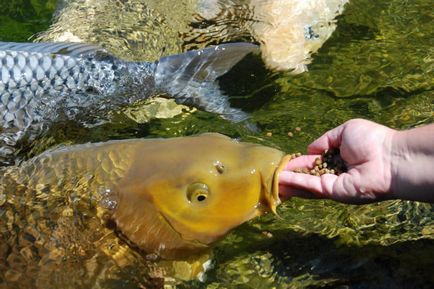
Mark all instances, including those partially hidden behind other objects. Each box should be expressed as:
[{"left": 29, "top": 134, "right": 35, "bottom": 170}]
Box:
[{"left": 390, "top": 125, "right": 434, "bottom": 202}]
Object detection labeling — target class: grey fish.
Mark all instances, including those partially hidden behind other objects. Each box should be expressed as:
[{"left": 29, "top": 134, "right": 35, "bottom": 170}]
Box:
[{"left": 0, "top": 41, "right": 258, "bottom": 164}]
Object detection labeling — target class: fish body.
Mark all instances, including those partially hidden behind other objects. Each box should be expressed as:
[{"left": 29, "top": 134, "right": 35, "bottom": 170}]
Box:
[
  {"left": 0, "top": 42, "right": 258, "bottom": 164},
  {"left": 0, "top": 44, "right": 155, "bottom": 129},
  {"left": 0, "top": 133, "right": 285, "bottom": 287}
]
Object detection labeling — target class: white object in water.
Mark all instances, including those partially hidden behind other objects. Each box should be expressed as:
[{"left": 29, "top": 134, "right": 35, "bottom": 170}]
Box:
[{"left": 251, "top": 0, "right": 349, "bottom": 73}]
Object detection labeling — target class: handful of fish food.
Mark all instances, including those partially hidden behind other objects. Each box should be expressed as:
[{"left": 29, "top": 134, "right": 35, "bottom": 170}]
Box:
[
  {"left": 0, "top": 133, "right": 291, "bottom": 276},
  {"left": 292, "top": 149, "right": 347, "bottom": 176}
]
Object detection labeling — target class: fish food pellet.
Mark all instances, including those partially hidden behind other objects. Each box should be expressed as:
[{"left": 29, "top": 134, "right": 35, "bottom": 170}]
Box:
[{"left": 291, "top": 149, "right": 347, "bottom": 176}]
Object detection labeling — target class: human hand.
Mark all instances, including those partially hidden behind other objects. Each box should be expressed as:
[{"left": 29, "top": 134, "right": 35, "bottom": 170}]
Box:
[{"left": 279, "top": 119, "right": 397, "bottom": 204}]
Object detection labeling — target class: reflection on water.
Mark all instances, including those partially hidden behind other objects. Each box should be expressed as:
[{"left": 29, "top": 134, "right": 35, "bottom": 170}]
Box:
[
  {"left": 36, "top": 0, "right": 348, "bottom": 72},
  {"left": 1, "top": 0, "right": 434, "bottom": 288}
]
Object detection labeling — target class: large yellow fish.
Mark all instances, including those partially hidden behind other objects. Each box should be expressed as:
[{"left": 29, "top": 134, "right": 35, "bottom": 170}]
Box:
[{"left": 0, "top": 133, "right": 286, "bottom": 286}]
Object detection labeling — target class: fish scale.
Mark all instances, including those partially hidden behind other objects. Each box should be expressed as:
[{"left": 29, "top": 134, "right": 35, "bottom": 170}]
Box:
[
  {"left": 0, "top": 49, "right": 137, "bottom": 131},
  {"left": 0, "top": 41, "right": 258, "bottom": 165}
]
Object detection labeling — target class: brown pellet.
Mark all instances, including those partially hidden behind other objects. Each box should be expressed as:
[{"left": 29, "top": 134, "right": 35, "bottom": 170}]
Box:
[{"left": 290, "top": 148, "right": 346, "bottom": 177}]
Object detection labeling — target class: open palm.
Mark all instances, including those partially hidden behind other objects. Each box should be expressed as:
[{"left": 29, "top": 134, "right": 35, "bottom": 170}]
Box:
[{"left": 279, "top": 119, "right": 396, "bottom": 204}]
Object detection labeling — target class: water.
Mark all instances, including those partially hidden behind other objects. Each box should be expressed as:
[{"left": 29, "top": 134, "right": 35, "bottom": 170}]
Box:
[
  {"left": 0, "top": 0, "right": 433, "bottom": 288},
  {"left": 0, "top": 0, "right": 56, "bottom": 42}
]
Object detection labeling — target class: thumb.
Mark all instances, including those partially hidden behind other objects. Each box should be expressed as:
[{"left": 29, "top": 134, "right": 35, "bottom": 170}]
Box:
[{"left": 308, "top": 124, "right": 345, "bottom": 154}]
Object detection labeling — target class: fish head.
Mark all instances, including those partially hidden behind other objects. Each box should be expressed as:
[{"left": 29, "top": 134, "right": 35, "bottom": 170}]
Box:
[{"left": 110, "top": 133, "right": 284, "bottom": 259}]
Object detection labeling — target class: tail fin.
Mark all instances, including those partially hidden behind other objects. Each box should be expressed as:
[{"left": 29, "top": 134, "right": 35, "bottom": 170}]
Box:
[{"left": 154, "top": 43, "right": 259, "bottom": 123}]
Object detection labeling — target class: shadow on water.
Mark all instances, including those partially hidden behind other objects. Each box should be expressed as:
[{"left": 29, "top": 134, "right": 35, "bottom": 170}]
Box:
[
  {"left": 182, "top": 228, "right": 434, "bottom": 289},
  {"left": 268, "top": 234, "right": 434, "bottom": 289},
  {"left": 219, "top": 53, "right": 281, "bottom": 113}
]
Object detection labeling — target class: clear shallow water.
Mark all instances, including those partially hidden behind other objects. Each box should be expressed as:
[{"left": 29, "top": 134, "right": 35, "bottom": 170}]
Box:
[
  {"left": 0, "top": 0, "right": 56, "bottom": 42},
  {"left": 1, "top": 0, "right": 433, "bottom": 288}
]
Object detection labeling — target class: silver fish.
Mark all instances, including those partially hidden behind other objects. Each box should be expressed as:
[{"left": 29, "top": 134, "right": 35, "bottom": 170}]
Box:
[{"left": 0, "top": 41, "right": 258, "bottom": 164}]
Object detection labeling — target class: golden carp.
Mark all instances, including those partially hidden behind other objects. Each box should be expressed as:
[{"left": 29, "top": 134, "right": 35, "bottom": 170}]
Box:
[{"left": 0, "top": 133, "right": 285, "bottom": 265}]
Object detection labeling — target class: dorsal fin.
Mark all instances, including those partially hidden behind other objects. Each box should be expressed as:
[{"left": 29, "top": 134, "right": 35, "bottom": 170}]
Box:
[
  {"left": 154, "top": 43, "right": 259, "bottom": 125},
  {"left": 0, "top": 41, "right": 108, "bottom": 58},
  {"left": 155, "top": 42, "right": 259, "bottom": 83}
]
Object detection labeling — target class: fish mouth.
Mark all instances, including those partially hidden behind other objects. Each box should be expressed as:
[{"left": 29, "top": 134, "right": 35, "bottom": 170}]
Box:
[{"left": 260, "top": 154, "right": 292, "bottom": 216}]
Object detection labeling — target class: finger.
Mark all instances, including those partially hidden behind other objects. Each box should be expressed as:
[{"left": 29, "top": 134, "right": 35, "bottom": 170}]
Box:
[
  {"left": 279, "top": 185, "right": 323, "bottom": 201},
  {"left": 279, "top": 170, "right": 377, "bottom": 204},
  {"left": 308, "top": 124, "right": 346, "bottom": 154},
  {"left": 279, "top": 171, "right": 338, "bottom": 198},
  {"left": 281, "top": 155, "right": 322, "bottom": 171}
]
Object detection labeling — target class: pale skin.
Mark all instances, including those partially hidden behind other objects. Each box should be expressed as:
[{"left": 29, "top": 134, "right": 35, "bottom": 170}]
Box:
[{"left": 279, "top": 119, "right": 434, "bottom": 204}]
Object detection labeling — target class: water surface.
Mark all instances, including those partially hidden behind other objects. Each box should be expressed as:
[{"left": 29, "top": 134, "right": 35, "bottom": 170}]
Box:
[{"left": 0, "top": 0, "right": 433, "bottom": 288}]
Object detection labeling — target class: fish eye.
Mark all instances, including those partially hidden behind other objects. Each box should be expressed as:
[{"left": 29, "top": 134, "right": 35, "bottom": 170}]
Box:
[{"left": 187, "top": 183, "right": 209, "bottom": 204}]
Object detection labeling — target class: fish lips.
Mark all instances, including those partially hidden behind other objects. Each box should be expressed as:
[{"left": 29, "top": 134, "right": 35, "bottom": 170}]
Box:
[{"left": 259, "top": 153, "right": 291, "bottom": 216}]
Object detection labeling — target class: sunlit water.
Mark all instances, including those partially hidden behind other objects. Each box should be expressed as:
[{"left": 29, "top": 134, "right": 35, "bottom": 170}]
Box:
[{"left": 0, "top": 0, "right": 433, "bottom": 288}]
